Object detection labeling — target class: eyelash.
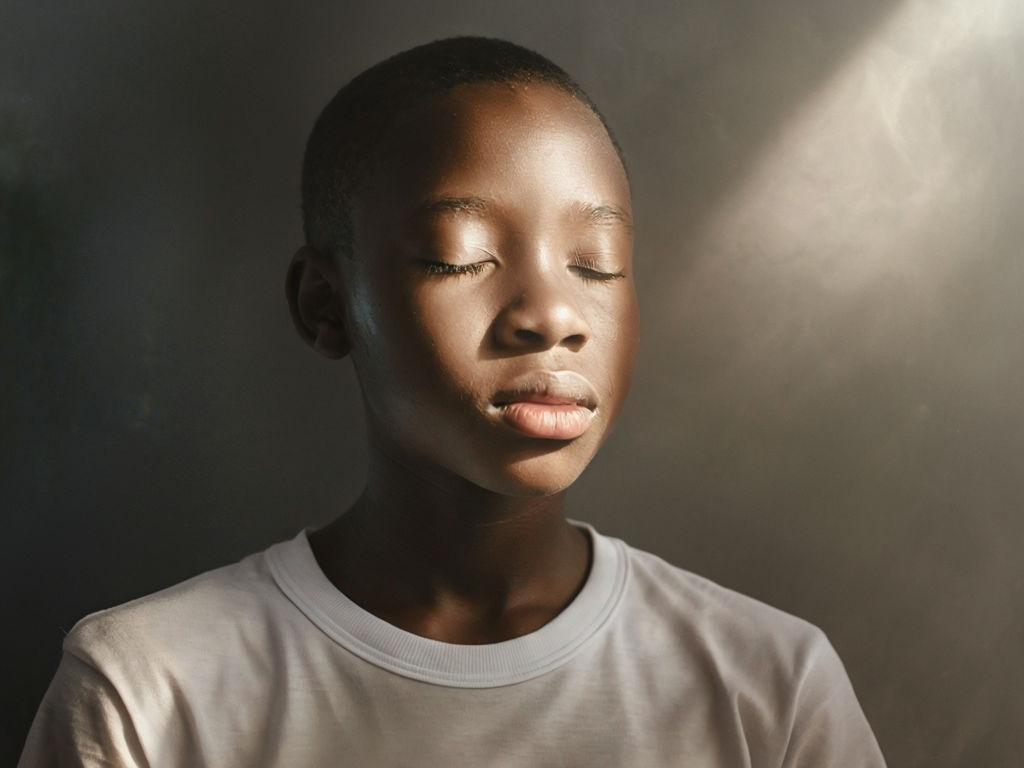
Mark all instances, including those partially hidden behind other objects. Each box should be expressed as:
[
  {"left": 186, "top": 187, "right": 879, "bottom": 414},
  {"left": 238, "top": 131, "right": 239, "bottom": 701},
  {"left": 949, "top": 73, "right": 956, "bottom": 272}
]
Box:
[
  {"left": 422, "top": 261, "right": 488, "bottom": 276},
  {"left": 571, "top": 256, "right": 626, "bottom": 282}
]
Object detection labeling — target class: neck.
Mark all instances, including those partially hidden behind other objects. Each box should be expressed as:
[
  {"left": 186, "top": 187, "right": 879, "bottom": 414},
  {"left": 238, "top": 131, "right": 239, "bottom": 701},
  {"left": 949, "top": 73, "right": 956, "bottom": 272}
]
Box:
[{"left": 308, "top": 447, "right": 591, "bottom": 644}]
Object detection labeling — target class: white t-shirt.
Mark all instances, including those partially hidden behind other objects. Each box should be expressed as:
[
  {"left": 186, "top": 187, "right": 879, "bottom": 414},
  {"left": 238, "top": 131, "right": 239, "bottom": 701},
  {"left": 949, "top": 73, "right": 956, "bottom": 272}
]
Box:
[{"left": 20, "top": 524, "right": 886, "bottom": 767}]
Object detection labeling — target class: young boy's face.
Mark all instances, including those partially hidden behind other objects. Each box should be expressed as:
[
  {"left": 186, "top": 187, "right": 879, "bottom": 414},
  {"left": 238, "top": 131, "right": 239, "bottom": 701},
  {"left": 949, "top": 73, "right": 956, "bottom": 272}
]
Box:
[{"left": 341, "top": 81, "right": 637, "bottom": 496}]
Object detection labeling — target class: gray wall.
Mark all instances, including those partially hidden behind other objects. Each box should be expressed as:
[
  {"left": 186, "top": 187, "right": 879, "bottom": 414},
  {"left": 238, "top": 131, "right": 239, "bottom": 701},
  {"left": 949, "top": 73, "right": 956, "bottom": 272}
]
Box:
[{"left": 3, "top": 1, "right": 1022, "bottom": 765}]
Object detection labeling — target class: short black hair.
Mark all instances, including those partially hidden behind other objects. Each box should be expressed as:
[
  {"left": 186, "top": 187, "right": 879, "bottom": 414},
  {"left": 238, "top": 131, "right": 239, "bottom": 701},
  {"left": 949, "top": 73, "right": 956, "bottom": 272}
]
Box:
[{"left": 301, "top": 36, "right": 625, "bottom": 261}]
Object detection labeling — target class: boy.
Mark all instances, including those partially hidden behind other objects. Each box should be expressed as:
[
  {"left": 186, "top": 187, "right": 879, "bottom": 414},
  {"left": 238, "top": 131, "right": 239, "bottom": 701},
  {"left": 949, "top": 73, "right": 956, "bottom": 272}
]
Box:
[{"left": 21, "top": 37, "right": 886, "bottom": 766}]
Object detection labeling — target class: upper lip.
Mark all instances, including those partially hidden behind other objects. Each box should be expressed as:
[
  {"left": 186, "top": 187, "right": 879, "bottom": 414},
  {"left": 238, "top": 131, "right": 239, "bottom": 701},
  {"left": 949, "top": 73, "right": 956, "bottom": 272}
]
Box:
[{"left": 491, "top": 370, "right": 598, "bottom": 410}]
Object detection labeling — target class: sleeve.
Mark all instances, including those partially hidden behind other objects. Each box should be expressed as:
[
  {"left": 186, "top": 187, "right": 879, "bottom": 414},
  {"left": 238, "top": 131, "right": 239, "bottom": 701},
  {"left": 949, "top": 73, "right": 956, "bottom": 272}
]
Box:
[
  {"left": 781, "top": 634, "right": 888, "bottom": 768},
  {"left": 18, "top": 651, "right": 148, "bottom": 768}
]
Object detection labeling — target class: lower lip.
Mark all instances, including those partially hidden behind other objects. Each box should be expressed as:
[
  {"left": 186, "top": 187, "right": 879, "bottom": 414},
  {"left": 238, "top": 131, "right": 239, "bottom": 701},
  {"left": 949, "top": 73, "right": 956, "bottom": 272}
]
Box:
[{"left": 498, "top": 402, "right": 594, "bottom": 440}]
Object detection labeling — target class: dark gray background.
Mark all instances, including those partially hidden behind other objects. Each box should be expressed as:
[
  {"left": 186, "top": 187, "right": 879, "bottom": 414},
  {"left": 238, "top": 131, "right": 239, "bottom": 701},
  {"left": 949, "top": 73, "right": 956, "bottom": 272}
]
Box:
[{"left": 3, "top": 1, "right": 1022, "bottom": 765}]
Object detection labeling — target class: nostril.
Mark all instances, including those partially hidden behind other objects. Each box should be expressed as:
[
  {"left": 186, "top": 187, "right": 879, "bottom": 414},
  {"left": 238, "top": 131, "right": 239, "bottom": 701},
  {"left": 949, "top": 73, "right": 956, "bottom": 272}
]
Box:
[
  {"left": 508, "top": 326, "right": 588, "bottom": 350},
  {"left": 498, "top": 299, "right": 591, "bottom": 351},
  {"left": 514, "top": 328, "right": 544, "bottom": 343},
  {"left": 562, "top": 333, "right": 587, "bottom": 351}
]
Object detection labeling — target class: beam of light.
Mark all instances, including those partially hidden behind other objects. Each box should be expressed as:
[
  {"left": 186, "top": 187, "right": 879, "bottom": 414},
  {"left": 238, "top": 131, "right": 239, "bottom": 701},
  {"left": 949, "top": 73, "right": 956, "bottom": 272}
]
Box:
[
  {"left": 664, "top": 4, "right": 1024, "bottom": 761},
  {"left": 676, "top": 0, "right": 1024, "bottom": 396}
]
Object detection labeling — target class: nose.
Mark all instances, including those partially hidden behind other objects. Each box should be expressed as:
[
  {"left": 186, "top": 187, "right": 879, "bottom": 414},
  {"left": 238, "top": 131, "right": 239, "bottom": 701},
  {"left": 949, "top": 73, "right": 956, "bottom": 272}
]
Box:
[{"left": 493, "top": 265, "right": 591, "bottom": 352}]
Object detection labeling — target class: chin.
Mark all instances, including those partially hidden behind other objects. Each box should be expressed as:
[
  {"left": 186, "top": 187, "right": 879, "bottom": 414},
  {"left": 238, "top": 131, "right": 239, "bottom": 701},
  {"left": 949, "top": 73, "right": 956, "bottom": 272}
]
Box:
[{"left": 473, "top": 451, "right": 596, "bottom": 498}]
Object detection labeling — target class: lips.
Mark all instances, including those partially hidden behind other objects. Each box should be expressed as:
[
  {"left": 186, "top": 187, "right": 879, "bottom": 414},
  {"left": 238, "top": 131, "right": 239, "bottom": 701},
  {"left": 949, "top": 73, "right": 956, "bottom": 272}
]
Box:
[{"left": 491, "top": 371, "right": 598, "bottom": 440}]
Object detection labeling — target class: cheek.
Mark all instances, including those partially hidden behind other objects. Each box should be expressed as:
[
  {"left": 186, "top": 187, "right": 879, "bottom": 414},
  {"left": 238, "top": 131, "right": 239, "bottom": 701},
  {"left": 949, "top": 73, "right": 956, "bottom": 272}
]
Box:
[
  {"left": 593, "top": 291, "right": 640, "bottom": 400},
  {"left": 619, "top": 296, "right": 640, "bottom": 368},
  {"left": 350, "top": 289, "right": 494, "bottom": 423},
  {"left": 410, "top": 286, "right": 493, "bottom": 358},
  {"left": 346, "top": 277, "right": 431, "bottom": 402},
  {"left": 593, "top": 289, "right": 639, "bottom": 354}
]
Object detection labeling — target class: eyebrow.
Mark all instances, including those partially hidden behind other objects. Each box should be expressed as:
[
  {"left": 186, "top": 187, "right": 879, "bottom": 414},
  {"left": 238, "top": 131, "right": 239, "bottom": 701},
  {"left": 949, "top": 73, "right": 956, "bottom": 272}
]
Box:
[
  {"left": 570, "top": 201, "right": 633, "bottom": 233},
  {"left": 413, "top": 196, "right": 633, "bottom": 231},
  {"left": 415, "top": 196, "right": 491, "bottom": 218}
]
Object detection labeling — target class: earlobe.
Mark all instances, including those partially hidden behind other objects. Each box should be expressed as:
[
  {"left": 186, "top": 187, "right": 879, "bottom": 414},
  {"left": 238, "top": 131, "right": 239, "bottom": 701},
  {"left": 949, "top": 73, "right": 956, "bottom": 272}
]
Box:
[{"left": 285, "top": 246, "right": 351, "bottom": 359}]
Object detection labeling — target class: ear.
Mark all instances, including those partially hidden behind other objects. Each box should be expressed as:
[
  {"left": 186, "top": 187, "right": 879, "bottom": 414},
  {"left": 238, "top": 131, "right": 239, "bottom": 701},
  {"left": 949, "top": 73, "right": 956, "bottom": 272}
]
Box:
[{"left": 285, "top": 246, "right": 351, "bottom": 359}]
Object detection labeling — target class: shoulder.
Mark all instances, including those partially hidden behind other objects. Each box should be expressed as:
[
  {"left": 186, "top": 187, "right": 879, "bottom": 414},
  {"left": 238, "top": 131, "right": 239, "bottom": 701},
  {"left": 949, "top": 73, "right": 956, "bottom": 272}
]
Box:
[
  {"left": 606, "top": 537, "right": 885, "bottom": 765},
  {"left": 610, "top": 535, "right": 848, "bottom": 706},
  {"left": 63, "top": 535, "right": 303, "bottom": 678},
  {"left": 22, "top": 537, "right": 315, "bottom": 768},
  {"left": 621, "top": 540, "right": 824, "bottom": 651}
]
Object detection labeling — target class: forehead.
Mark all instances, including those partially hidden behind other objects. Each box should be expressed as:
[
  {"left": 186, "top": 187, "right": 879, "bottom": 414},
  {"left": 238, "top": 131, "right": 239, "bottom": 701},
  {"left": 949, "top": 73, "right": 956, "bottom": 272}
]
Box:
[{"left": 353, "top": 81, "right": 630, "bottom": 231}]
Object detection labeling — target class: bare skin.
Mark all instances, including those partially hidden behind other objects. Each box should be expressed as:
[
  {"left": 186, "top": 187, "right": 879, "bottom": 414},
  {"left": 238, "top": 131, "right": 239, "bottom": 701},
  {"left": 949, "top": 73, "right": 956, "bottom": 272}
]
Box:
[
  {"left": 288, "top": 81, "right": 637, "bottom": 644},
  {"left": 310, "top": 453, "right": 591, "bottom": 644}
]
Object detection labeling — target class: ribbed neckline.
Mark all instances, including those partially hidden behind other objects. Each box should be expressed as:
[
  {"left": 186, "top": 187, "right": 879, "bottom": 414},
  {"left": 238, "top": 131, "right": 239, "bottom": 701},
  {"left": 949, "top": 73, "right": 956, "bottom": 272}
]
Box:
[{"left": 265, "top": 521, "right": 628, "bottom": 688}]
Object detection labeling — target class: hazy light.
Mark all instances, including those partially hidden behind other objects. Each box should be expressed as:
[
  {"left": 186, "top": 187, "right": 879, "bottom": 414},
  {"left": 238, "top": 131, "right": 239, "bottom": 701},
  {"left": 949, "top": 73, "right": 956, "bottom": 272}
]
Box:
[{"left": 689, "top": 0, "right": 1022, "bottom": 305}]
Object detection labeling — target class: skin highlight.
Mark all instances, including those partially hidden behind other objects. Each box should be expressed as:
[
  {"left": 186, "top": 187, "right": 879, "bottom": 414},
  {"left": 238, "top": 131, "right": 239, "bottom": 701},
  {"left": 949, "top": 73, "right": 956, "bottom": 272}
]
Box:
[{"left": 287, "top": 81, "right": 638, "bottom": 644}]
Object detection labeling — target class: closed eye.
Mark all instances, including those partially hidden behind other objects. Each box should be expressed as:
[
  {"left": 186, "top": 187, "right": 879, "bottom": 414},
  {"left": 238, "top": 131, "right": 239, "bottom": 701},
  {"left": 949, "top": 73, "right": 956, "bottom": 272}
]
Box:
[
  {"left": 420, "top": 260, "right": 489, "bottom": 277},
  {"left": 570, "top": 254, "right": 626, "bottom": 282}
]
